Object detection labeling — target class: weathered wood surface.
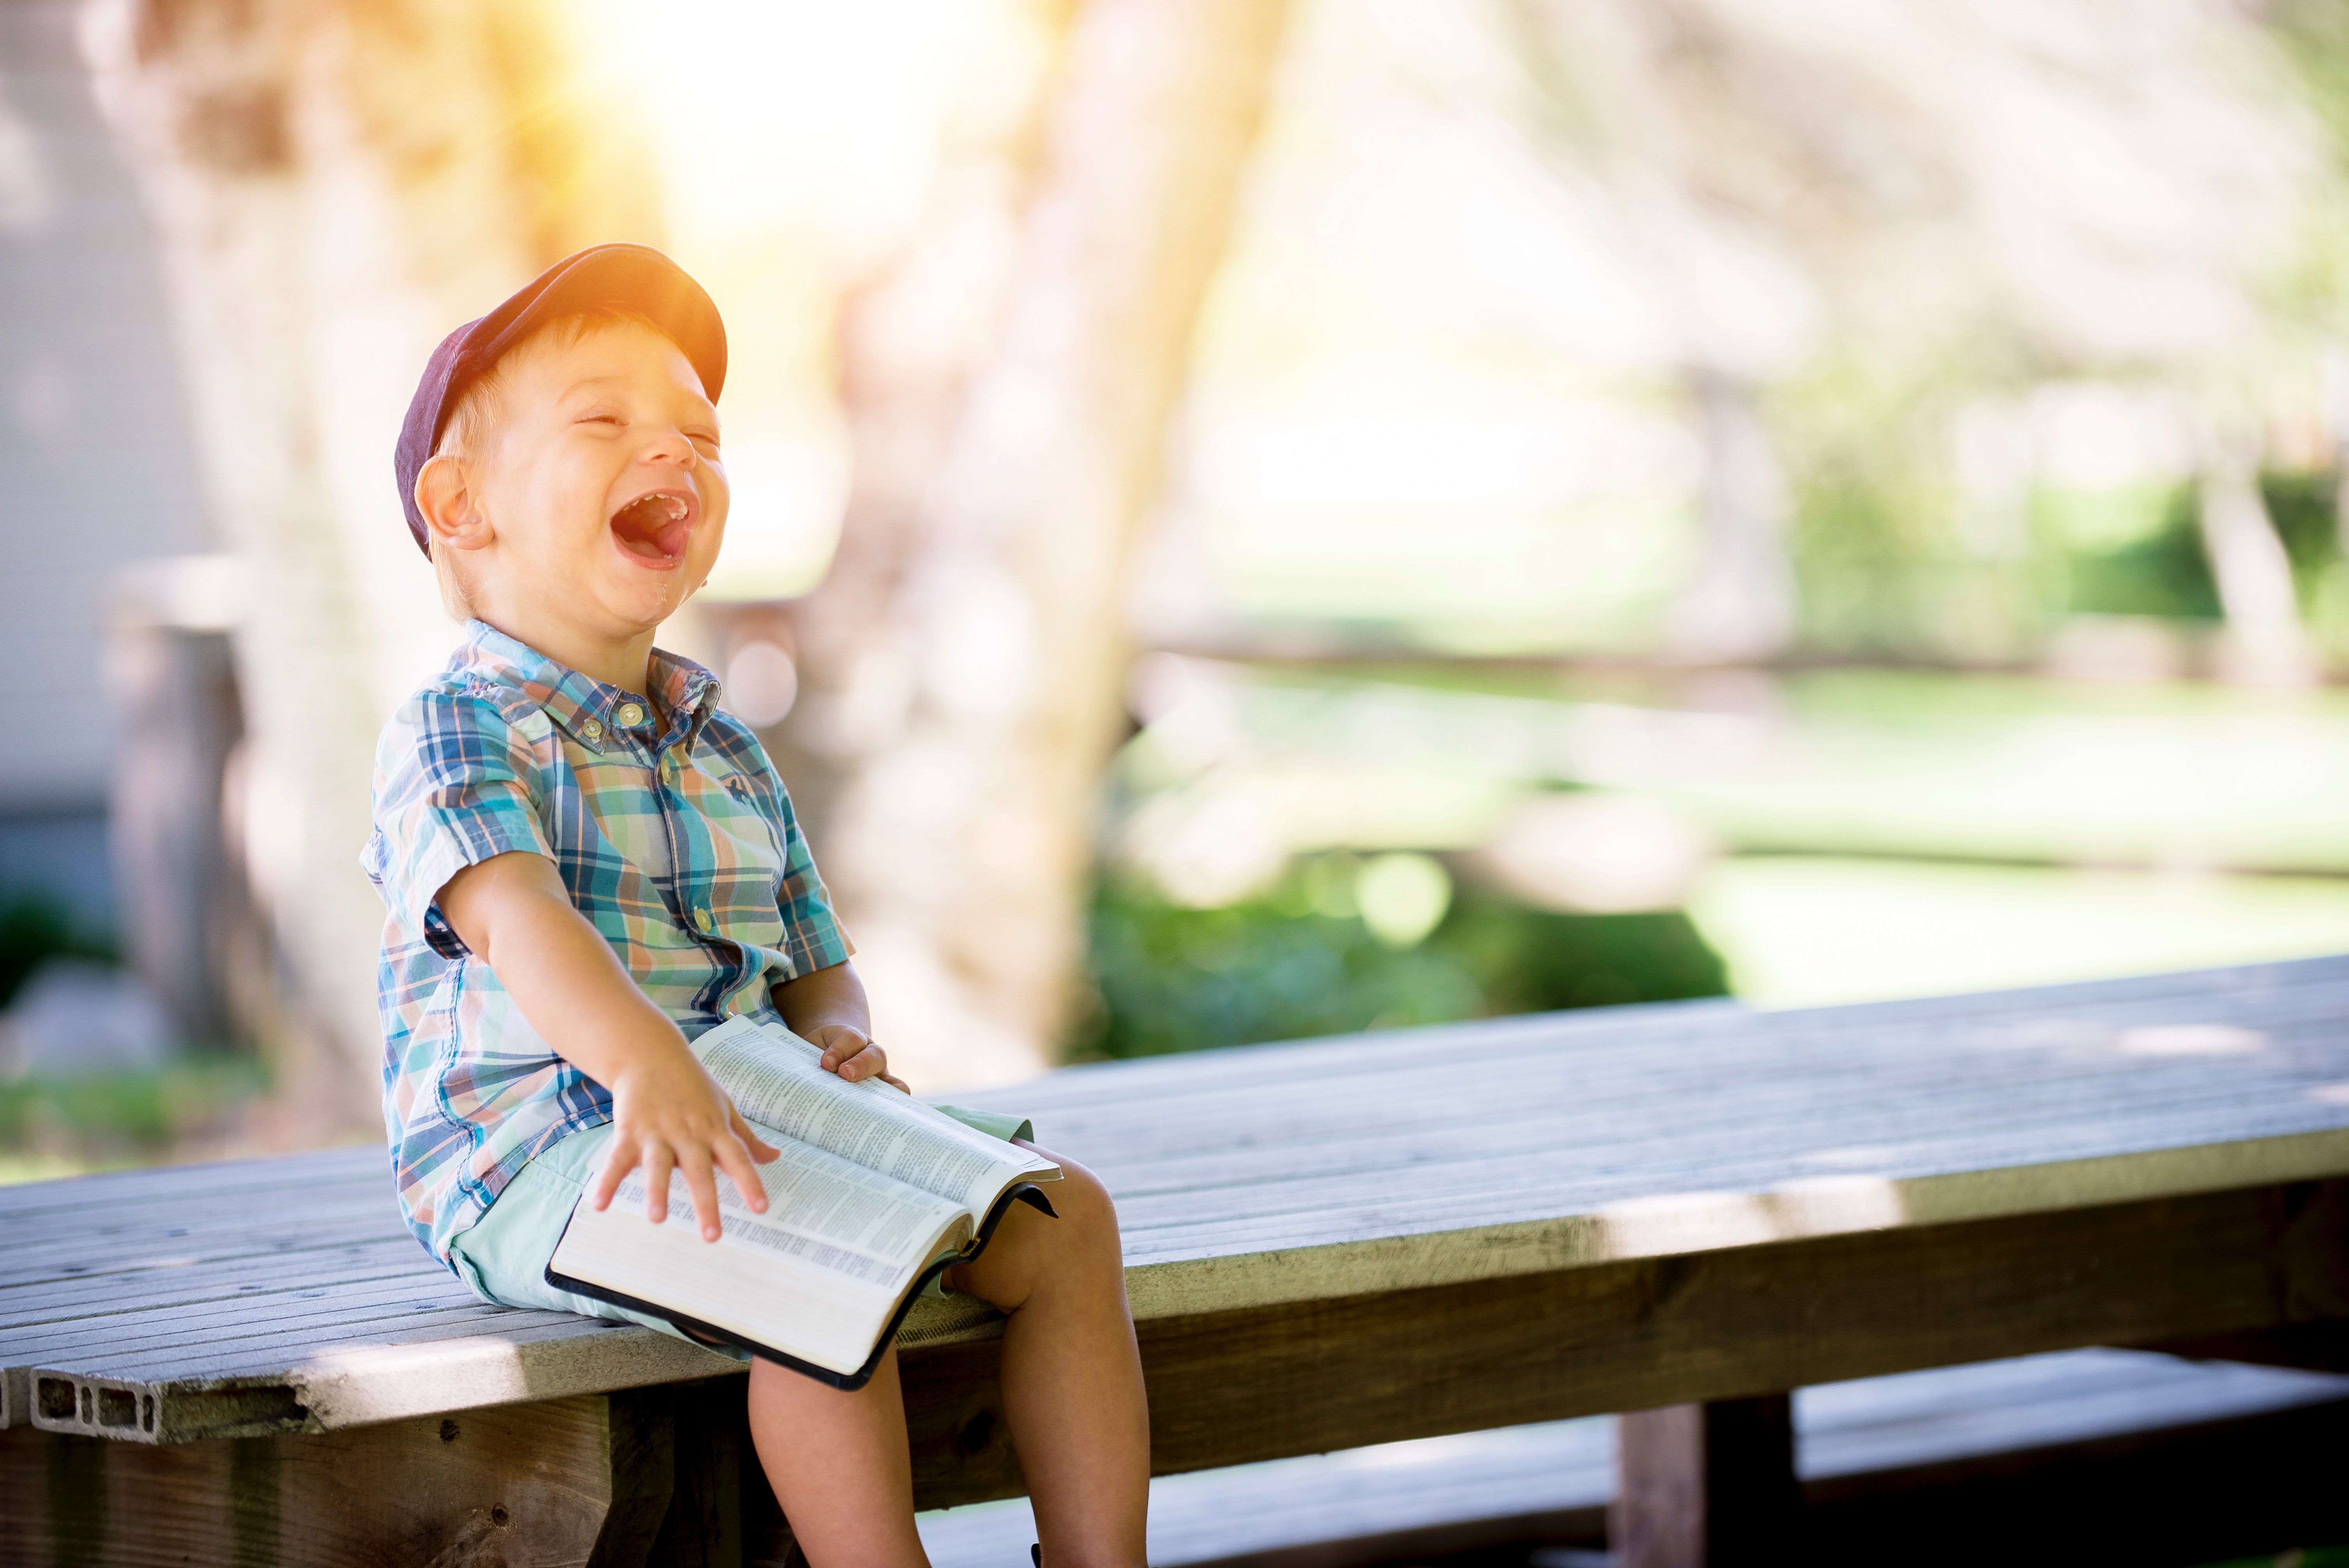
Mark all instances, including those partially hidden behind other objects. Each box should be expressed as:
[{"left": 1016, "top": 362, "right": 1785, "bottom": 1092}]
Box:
[
  {"left": 903, "top": 1176, "right": 2349, "bottom": 1505},
  {"left": 6, "top": 1392, "right": 631, "bottom": 1567},
  {"left": 1613, "top": 1396, "right": 1799, "bottom": 1568},
  {"left": 14, "top": 1343, "right": 2344, "bottom": 1568},
  {"left": 914, "top": 1348, "right": 2349, "bottom": 1568},
  {"left": 6, "top": 956, "right": 2349, "bottom": 1463},
  {"left": 0, "top": 1377, "right": 754, "bottom": 1568}
]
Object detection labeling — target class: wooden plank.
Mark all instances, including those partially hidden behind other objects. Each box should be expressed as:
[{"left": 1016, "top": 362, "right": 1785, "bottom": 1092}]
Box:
[
  {"left": 38, "top": 1304, "right": 599, "bottom": 1399},
  {"left": 0, "top": 1190, "right": 396, "bottom": 1258},
  {"left": 1000, "top": 1007, "right": 2349, "bottom": 1155},
  {"left": 0, "top": 1240, "right": 428, "bottom": 1321},
  {"left": 9, "top": 957, "right": 2349, "bottom": 1444},
  {"left": 0, "top": 1379, "right": 784, "bottom": 1568},
  {"left": 1798, "top": 1396, "right": 2349, "bottom": 1567},
  {"left": 8, "top": 1273, "right": 480, "bottom": 1362},
  {"left": 972, "top": 956, "right": 2349, "bottom": 1118},
  {"left": 898, "top": 1178, "right": 2349, "bottom": 1507},
  {"left": 1019, "top": 1019, "right": 2349, "bottom": 1178},
  {"left": 916, "top": 1348, "right": 2349, "bottom": 1568},
  {"left": 1075, "top": 1053, "right": 2349, "bottom": 1192},
  {"left": 1099, "top": 1129, "right": 2349, "bottom": 1321},
  {"left": 0, "top": 1146, "right": 380, "bottom": 1216},
  {"left": 27, "top": 1314, "right": 740, "bottom": 1443},
  {"left": 11, "top": 1128, "right": 2348, "bottom": 1441},
  {"left": 2, "top": 1392, "right": 638, "bottom": 1567},
  {"left": 1613, "top": 1397, "right": 1799, "bottom": 1568}
]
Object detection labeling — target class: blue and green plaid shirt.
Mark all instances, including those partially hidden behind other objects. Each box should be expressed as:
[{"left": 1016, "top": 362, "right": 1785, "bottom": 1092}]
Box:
[{"left": 363, "top": 620, "right": 852, "bottom": 1265}]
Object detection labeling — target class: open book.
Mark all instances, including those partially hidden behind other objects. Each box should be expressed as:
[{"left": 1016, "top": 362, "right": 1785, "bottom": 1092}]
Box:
[{"left": 545, "top": 1014, "right": 1060, "bottom": 1388}]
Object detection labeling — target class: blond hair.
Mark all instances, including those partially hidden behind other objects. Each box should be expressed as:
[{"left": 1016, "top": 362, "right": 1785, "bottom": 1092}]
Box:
[{"left": 422, "top": 305, "right": 677, "bottom": 622}]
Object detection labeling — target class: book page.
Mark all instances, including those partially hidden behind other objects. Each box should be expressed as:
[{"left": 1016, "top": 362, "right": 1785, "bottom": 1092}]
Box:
[
  {"left": 693, "top": 1016, "right": 1058, "bottom": 1214},
  {"left": 610, "top": 1133, "right": 966, "bottom": 1278},
  {"left": 551, "top": 1127, "right": 974, "bottom": 1377}
]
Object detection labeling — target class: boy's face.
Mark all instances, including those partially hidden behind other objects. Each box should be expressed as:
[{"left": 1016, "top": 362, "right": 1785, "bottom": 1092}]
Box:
[{"left": 466, "top": 319, "right": 728, "bottom": 644}]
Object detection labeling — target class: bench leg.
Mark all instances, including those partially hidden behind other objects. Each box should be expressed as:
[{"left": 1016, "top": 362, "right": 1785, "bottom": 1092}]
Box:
[{"left": 1612, "top": 1395, "right": 1800, "bottom": 1568}]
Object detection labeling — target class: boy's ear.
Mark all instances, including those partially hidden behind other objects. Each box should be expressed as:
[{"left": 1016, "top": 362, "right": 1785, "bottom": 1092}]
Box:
[{"left": 415, "top": 454, "right": 494, "bottom": 555}]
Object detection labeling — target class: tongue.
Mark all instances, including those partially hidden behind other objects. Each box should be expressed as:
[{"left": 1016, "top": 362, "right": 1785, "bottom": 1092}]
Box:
[{"left": 611, "top": 495, "right": 688, "bottom": 561}]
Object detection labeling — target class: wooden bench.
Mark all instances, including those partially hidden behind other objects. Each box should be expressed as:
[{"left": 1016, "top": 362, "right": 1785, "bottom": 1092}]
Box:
[
  {"left": 7, "top": 956, "right": 2349, "bottom": 1566},
  {"left": 916, "top": 1348, "right": 2349, "bottom": 1568}
]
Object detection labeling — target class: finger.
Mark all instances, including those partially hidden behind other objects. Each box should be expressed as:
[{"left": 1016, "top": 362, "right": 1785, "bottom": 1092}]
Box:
[
  {"left": 878, "top": 1073, "right": 913, "bottom": 1096},
  {"left": 643, "top": 1144, "right": 675, "bottom": 1225},
  {"left": 730, "top": 1105, "right": 781, "bottom": 1164},
  {"left": 716, "top": 1131, "right": 769, "bottom": 1215},
  {"left": 680, "top": 1149, "right": 724, "bottom": 1243},
  {"left": 818, "top": 1029, "right": 868, "bottom": 1072},
  {"left": 590, "top": 1137, "right": 640, "bottom": 1212},
  {"left": 839, "top": 1042, "right": 888, "bottom": 1083}
]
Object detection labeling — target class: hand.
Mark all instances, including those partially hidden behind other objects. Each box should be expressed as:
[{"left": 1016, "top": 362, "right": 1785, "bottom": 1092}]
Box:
[
  {"left": 590, "top": 1040, "right": 781, "bottom": 1241},
  {"left": 807, "top": 1023, "right": 910, "bottom": 1094}
]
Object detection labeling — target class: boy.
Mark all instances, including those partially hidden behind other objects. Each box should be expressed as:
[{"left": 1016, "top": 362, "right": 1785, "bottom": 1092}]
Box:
[{"left": 365, "top": 244, "right": 1149, "bottom": 1567}]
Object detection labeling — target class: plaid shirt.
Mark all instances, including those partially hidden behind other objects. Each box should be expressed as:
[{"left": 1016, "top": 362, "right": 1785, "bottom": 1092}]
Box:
[{"left": 363, "top": 620, "right": 851, "bottom": 1265}]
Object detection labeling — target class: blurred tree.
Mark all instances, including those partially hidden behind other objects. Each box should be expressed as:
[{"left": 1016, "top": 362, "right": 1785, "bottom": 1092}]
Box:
[
  {"left": 1492, "top": 0, "right": 2324, "bottom": 668},
  {"left": 770, "top": 0, "right": 1297, "bottom": 1087},
  {"left": 86, "top": 0, "right": 662, "bottom": 1128}
]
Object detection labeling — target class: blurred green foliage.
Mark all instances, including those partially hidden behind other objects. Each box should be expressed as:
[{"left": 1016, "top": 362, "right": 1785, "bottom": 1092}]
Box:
[
  {"left": 1793, "top": 461, "right": 2348, "bottom": 654},
  {"left": 0, "top": 894, "right": 116, "bottom": 1010},
  {"left": 2056, "top": 474, "right": 2344, "bottom": 623},
  {"left": 2262, "top": 470, "right": 2344, "bottom": 580},
  {"left": 1069, "top": 862, "right": 1729, "bottom": 1060},
  {"left": 0, "top": 1057, "right": 267, "bottom": 1165},
  {"left": 2057, "top": 485, "right": 2222, "bottom": 621}
]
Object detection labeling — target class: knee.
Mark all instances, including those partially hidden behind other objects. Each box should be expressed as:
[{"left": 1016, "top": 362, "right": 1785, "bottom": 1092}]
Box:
[
  {"left": 954, "top": 1151, "right": 1122, "bottom": 1308},
  {"left": 1041, "top": 1155, "right": 1119, "bottom": 1258}
]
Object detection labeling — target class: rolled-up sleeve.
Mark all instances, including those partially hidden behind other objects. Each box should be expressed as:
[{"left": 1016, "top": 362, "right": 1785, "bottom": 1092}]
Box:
[
  {"left": 363, "top": 688, "right": 555, "bottom": 959},
  {"left": 770, "top": 779, "right": 853, "bottom": 978}
]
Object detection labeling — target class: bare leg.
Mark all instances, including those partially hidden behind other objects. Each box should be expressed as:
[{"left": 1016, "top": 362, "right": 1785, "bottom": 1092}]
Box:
[
  {"left": 747, "top": 1347, "right": 931, "bottom": 1568},
  {"left": 948, "top": 1146, "right": 1149, "bottom": 1568}
]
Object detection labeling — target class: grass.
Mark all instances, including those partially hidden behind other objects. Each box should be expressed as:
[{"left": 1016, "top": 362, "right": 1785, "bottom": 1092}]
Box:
[
  {"left": 1688, "top": 855, "right": 2349, "bottom": 1007},
  {"left": 0, "top": 1055, "right": 271, "bottom": 1181}
]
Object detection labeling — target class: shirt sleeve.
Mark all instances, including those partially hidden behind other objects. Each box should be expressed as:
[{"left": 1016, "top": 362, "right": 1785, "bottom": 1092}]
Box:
[
  {"left": 363, "top": 686, "right": 556, "bottom": 959},
  {"left": 706, "top": 715, "right": 854, "bottom": 978},
  {"left": 771, "top": 773, "right": 855, "bottom": 978}
]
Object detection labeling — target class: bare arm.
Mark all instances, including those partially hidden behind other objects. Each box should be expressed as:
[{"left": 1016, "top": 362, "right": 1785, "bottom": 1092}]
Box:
[
  {"left": 773, "top": 960, "right": 909, "bottom": 1093},
  {"left": 436, "top": 850, "right": 777, "bottom": 1238}
]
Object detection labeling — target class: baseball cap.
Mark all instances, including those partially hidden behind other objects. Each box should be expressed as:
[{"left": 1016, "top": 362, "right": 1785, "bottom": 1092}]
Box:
[{"left": 394, "top": 243, "right": 727, "bottom": 558}]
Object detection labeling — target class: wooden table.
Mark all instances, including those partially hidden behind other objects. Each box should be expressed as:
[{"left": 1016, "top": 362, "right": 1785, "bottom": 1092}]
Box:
[{"left": 7, "top": 957, "right": 2349, "bottom": 1566}]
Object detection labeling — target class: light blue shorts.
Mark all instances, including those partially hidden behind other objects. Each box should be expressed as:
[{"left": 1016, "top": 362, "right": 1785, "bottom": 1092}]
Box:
[{"left": 447, "top": 1104, "right": 1034, "bottom": 1360}]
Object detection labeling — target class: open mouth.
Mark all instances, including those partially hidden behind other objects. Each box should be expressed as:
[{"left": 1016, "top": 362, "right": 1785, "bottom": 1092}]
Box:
[{"left": 609, "top": 489, "right": 696, "bottom": 564}]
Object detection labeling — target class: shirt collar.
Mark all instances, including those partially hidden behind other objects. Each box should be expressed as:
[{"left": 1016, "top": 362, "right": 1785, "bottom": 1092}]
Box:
[{"left": 456, "top": 620, "right": 720, "bottom": 746}]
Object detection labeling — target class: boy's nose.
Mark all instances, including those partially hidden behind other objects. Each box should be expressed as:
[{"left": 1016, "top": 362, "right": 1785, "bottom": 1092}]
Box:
[{"left": 643, "top": 431, "right": 697, "bottom": 469}]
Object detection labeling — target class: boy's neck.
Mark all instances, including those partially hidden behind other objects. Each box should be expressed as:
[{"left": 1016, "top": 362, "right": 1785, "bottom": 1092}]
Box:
[{"left": 483, "top": 611, "right": 658, "bottom": 698}]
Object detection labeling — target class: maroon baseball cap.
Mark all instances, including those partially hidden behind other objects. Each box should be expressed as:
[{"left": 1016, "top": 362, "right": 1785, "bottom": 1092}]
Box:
[{"left": 394, "top": 243, "right": 727, "bottom": 558}]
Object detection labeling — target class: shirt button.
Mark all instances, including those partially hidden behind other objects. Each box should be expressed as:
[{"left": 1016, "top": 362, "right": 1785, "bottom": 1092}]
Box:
[
  {"left": 581, "top": 719, "right": 603, "bottom": 741},
  {"left": 693, "top": 908, "right": 715, "bottom": 933},
  {"left": 616, "top": 702, "right": 645, "bottom": 727}
]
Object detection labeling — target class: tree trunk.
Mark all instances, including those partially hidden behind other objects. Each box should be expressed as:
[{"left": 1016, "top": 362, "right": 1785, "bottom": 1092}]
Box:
[
  {"left": 84, "top": 0, "right": 659, "bottom": 1130},
  {"left": 775, "top": 0, "right": 1296, "bottom": 1088},
  {"left": 2198, "top": 419, "right": 2314, "bottom": 687},
  {"left": 1668, "top": 369, "right": 1798, "bottom": 665}
]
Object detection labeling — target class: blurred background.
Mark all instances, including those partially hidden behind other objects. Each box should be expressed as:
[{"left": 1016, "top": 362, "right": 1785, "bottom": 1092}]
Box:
[{"left": 11, "top": 0, "right": 2349, "bottom": 1177}]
